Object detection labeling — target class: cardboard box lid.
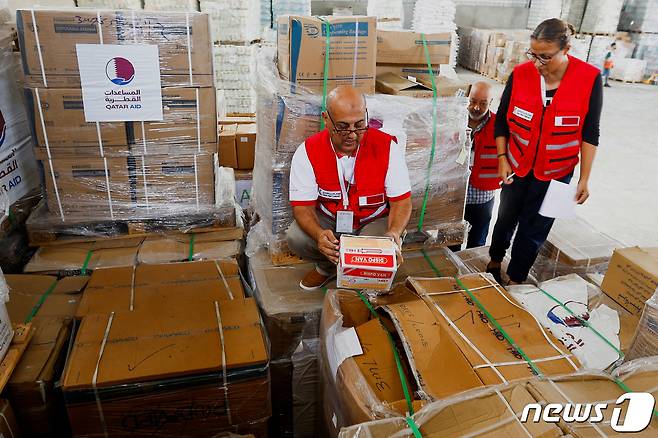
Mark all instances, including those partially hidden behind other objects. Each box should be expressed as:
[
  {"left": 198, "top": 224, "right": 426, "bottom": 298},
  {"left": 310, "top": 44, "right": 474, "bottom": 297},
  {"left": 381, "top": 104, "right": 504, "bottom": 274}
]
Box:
[
  {"left": 601, "top": 246, "right": 658, "bottom": 316},
  {"left": 77, "top": 260, "right": 243, "bottom": 317},
  {"left": 407, "top": 275, "right": 580, "bottom": 384},
  {"left": 376, "top": 73, "right": 434, "bottom": 97},
  {"left": 5, "top": 274, "right": 86, "bottom": 322},
  {"left": 611, "top": 246, "right": 658, "bottom": 275},
  {"left": 377, "top": 30, "right": 452, "bottom": 65},
  {"left": 137, "top": 236, "right": 241, "bottom": 264},
  {"left": 24, "top": 244, "right": 141, "bottom": 274},
  {"left": 63, "top": 296, "right": 267, "bottom": 390},
  {"left": 340, "top": 235, "right": 397, "bottom": 271}
]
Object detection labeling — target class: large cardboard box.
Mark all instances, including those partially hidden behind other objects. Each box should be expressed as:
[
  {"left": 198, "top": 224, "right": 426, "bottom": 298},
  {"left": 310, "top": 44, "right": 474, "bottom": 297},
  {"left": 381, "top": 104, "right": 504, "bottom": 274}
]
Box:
[
  {"left": 27, "top": 86, "right": 217, "bottom": 155},
  {"left": 5, "top": 274, "right": 88, "bottom": 437},
  {"left": 338, "top": 235, "right": 398, "bottom": 292},
  {"left": 76, "top": 260, "right": 244, "bottom": 318},
  {"left": 277, "top": 15, "right": 377, "bottom": 94},
  {"left": 601, "top": 247, "right": 658, "bottom": 318},
  {"left": 376, "top": 72, "right": 472, "bottom": 98},
  {"left": 16, "top": 9, "right": 213, "bottom": 88},
  {"left": 376, "top": 30, "right": 451, "bottom": 65},
  {"left": 236, "top": 123, "right": 256, "bottom": 170},
  {"left": 63, "top": 295, "right": 270, "bottom": 436},
  {"left": 218, "top": 123, "right": 238, "bottom": 168}
]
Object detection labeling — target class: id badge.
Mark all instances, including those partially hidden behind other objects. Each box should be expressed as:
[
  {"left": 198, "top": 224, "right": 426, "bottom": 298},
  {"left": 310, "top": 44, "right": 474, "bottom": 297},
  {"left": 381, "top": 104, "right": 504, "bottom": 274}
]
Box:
[{"left": 336, "top": 210, "right": 354, "bottom": 233}]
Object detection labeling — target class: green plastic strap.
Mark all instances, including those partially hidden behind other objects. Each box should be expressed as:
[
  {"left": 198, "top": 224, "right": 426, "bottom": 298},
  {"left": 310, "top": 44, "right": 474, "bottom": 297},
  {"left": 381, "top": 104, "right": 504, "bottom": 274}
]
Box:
[
  {"left": 320, "top": 19, "right": 331, "bottom": 130},
  {"left": 421, "top": 249, "right": 444, "bottom": 278},
  {"left": 354, "top": 290, "right": 416, "bottom": 419},
  {"left": 188, "top": 233, "right": 196, "bottom": 261},
  {"left": 453, "top": 276, "right": 543, "bottom": 376},
  {"left": 405, "top": 415, "right": 423, "bottom": 438},
  {"left": 25, "top": 280, "right": 58, "bottom": 324},
  {"left": 613, "top": 378, "right": 658, "bottom": 419},
  {"left": 537, "top": 286, "right": 624, "bottom": 357},
  {"left": 7, "top": 210, "right": 15, "bottom": 225},
  {"left": 417, "top": 33, "right": 439, "bottom": 232},
  {"left": 80, "top": 250, "right": 93, "bottom": 276}
]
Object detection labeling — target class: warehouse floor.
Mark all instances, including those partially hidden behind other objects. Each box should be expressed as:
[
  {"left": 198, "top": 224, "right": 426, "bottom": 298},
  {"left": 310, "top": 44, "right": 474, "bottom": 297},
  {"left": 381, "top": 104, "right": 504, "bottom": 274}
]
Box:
[{"left": 457, "top": 68, "right": 658, "bottom": 247}]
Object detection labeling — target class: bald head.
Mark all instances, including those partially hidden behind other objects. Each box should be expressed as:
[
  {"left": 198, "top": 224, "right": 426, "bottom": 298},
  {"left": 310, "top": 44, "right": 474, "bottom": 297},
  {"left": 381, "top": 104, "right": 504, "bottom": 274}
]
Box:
[
  {"left": 468, "top": 81, "right": 493, "bottom": 121},
  {"left": 323, "top": 85, "right": 368, "bottom": 155}
]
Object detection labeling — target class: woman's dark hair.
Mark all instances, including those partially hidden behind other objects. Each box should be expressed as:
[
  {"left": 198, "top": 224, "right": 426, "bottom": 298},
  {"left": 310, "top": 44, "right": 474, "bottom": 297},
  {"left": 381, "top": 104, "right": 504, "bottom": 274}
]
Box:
[{"left": 531, "top": 18, "right": 576, "bottom": 49}]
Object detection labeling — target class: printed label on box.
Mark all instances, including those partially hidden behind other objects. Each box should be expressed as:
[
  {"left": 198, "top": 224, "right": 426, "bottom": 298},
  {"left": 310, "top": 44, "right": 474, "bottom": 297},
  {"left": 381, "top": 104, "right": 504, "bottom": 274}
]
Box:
[{"left": 77, "top": 44, "right": 163, "bottom": 122}]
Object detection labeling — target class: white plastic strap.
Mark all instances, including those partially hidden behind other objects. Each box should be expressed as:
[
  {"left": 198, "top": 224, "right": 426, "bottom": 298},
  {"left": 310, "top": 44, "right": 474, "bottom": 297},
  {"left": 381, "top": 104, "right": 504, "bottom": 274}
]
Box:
[
  {"left": 193, "top": 155, "right": 200, "bottom": 209},
  {"left": 129, "top": 265, "right": 136, "bottom": 311},
  {"left": 352, "top": 19, "right": 359, "bottom": 87},
  {"left": 141, "top": 122, "right": 147, "bottom": 153},
  {"left": 214, "top": 261, "right": 234, "bottom": 300},
  {"left": 547, "top": 379, "right": 607, "bottom": 437},
  {"left": 97, "top": 11, "right": 104, "bottom": 44},
  {"left": 195, "top": 88, "right": 201, "bottom": 152},
  {"left": 96, "top": 122, "right": 105, "bottom": 157},
  {"left": 102, "top": 157, "right": 115, "bottom": 220},
  {"left": 0, "top": 412, "right": 15, "bottom": 438},
  {"left": 472, "top": 354, "right": 572, "bottom": 369},
  {"left": 477, "top": 273, "right": 579, "bottom": 371},
  {"left": 34, "top": 88, "right": 65, "bottom": 221},
  {"left": 30, "top": 9, "right": 48, "bottom": 87},
  {"left": 494, "top": 389, "right": 533, "bottom": 438},
  {"left": 213, "top": 301, "right": 232, "bottom": 424},
  {"left": 141, "top": 157, "right": 149, "bottom": 209},
  {"left": 92, "top": 312, "right": 115, "bottom": 438},
  {"left": 185, "top": 13, "right": 193, "bottom": 85}
]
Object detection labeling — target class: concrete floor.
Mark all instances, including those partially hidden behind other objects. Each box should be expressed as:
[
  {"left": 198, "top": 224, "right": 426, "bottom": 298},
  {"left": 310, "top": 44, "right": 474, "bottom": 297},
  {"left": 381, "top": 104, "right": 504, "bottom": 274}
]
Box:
[{"left": 457, "top": 68, "right": 658, "bottom": 247}]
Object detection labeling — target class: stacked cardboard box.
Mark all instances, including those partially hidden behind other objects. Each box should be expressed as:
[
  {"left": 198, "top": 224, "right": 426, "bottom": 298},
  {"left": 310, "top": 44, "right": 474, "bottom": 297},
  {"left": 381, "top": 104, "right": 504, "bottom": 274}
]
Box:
[
  {"left": 4, "top": 274, "right": 88, "bottom": 436},
  {"left": 340, "top": 359, "right": 658, "bottom": 436},
  {"left": 218, "top": 122, "right": 257, "bottom": 170},
  {"left": 531, "top": 217, "right": 623, "bottom": 282},
  {"left": 250, "top": 48, "right": 469, "bottom": 255},
  {"left": 16, "top": 9, "right": 222, "bottom": 225},
  {"left": 321, "top": 275, "right": 579, "bottom": 435},
  {"left": 61, "top": 260, "right": 270, "bottom": 436}
]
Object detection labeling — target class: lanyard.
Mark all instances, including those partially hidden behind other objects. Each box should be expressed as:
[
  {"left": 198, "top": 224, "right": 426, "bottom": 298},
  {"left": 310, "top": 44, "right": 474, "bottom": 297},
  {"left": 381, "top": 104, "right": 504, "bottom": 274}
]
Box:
[
  {"left": 332, "top": 142, "right": 360, "bottom": 210},
  {"left": 540, "top": 75, "right": 547, "bottom": 107}
]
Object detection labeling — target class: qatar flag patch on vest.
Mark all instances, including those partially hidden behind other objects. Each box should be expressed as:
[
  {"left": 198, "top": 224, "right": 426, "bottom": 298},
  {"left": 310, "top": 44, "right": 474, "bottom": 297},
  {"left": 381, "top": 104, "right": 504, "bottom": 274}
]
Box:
[
  {"left": 358, "top": 194, "right": 385, "bottom": 206},
  {"left": 513, "top": 106, "right": 534, "bottom": 121},
  {"left": 554, "top": 116, "right": 580, "bottom": 127}
]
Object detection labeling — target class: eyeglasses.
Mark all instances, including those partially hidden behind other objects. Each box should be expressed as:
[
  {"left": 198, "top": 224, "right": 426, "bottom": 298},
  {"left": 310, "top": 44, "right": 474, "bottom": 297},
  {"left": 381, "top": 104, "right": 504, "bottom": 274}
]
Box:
[
  {"left": 468, "top": 99, "right": 492, "bottom": 107},
  {"left": 525, "top": 48, "right": 562, "bottom": 65},
  {"left": 326, "top": 110, "right": 369, "bottom": 136}
]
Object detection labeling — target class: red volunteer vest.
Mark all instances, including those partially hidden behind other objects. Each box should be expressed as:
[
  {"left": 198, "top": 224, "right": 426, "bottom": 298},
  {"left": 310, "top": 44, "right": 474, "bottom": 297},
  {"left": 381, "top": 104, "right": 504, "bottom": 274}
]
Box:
[
  {"left": 305, "top": 128, "right": 394, "bottom": 229},
  {"left": 506, "top": 56, "right": 599, "bottom": 181},
  {"left": 469, "top": 112, "right": 502, "bottom": 190}
]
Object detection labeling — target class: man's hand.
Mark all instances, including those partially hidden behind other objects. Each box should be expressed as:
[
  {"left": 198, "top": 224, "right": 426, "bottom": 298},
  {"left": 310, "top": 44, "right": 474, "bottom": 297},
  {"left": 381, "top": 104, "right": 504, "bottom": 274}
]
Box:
[
  {"left": 384, "top": 231, "right": 404, "bottom": 265},
  {"left": 498, "top": 156, "right": 513, "bottom": 184},
  {"left": 575, "top": 179, "right": 590, "bottom": 204},
  {"left": 317, "top": 229, "right": 340, "bottom": 264}
]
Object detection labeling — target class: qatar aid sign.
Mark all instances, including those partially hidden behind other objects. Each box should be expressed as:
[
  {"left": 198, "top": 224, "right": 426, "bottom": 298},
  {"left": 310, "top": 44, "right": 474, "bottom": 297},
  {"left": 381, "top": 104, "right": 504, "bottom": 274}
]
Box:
[{"left": 76, "top": 44, "right": 163, "bottom": 122}]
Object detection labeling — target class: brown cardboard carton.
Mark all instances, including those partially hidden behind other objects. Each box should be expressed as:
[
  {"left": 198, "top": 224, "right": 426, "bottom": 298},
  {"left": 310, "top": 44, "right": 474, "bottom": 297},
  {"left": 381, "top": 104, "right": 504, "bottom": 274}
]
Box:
[
  {"left": 277, "top": 15, "right": 377, "bottom": 94},
  {"left": 62, "top": 296, "right": 270, "bottom": 436},
  {"left": 376, "top": 30, "right": 451, "bottom": 65},
  {"left": 395, "top": 247, "right": 470, "bottom": 283},
  {"left": 137, "top": 234, "right": 242, "bottom": 264},
  {"left": 4, "top": 274, "right": 88, "bottom": 437},
  {"left": 219, "top": 123, "right": 238, "bottom": 168},
  {"left": 236, "top": 123, "right": 256, "bottom": 170},
  {"left": 219, "top": 115, "right": 256, "bottom": 125},
  {"left": 376, "top": 72, "right": 472, "bottom": 98},
  {"left": 76, "top": 260, "right": 244, "bottom": 318},
  {"left": 408, "top": 275, "right": 580, "bottom": 384},
  {"left": 17, "top": 9, "right": 213, "bottom": 88},
  {"left": 29, "top": 87, "right": 217, "bottom": 155},
  {"left": 601, "top": 247, "right": 658, "bottom": 318},
  {"left": 339, "top": 383, "right": 562, "bottom": 438},
  {"left": 376, "top": 63, "right": 441, "bottom": 82}
]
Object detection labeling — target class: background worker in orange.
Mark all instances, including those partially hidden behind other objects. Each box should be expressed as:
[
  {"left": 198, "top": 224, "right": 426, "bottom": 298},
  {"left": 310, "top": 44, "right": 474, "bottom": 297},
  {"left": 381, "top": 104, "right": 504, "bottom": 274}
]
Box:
[
  {"left": 286, "top": 85, "right": 412, "bottom": 291},
  {"left": 486, "top": 18, "right": 603, "bottom": 285},
  {"left": 451, "top": 81, "right": 502, "bottom": 251}
]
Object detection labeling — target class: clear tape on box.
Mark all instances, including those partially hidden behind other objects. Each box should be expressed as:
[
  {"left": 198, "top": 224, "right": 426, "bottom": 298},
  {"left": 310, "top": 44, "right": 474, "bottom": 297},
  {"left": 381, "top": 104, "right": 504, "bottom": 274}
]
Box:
[
  {"left": 200, "top": 0, "right": 261, "bottom": 43},
  {"left": 627, "top": 288, "right": 658, "bottom": 361},
  {"left": 530, "top": 217, "right": 623, "bottom": 282},
  {"left": 144, "top": 0, "right": 200, "bottom": 11},
  {"left": 246, "top": 47, "right": 469, "bottom": 257}
]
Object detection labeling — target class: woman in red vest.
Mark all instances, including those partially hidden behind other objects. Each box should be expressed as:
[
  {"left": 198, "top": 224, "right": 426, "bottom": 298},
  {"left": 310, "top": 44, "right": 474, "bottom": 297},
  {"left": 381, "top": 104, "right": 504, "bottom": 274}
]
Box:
[{"left": 486, "top": 18, "right": 603, "bottom": 285}]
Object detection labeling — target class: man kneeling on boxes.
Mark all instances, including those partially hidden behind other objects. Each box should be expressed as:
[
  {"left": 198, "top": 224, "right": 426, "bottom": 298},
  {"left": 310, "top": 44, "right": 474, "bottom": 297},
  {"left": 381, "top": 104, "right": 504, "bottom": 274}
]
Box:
[{"left": 286, "top": 85, "right": 412, "bottom": 291}]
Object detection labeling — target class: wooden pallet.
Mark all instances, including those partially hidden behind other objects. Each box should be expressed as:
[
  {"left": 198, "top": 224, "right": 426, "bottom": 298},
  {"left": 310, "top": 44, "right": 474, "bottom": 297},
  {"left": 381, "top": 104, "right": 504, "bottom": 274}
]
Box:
[
  {"left": 0, "top": 323, "right": 35, "bottom": 393},
  {"left": 611, "top": 78, "right": 643, "bottom": 84}
]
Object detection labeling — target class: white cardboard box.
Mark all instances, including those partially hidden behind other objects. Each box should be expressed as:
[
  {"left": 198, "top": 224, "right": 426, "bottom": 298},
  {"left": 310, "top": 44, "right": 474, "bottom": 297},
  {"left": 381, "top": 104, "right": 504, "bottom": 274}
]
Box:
[{"left": 337, "top": 235, "right": 398, "bottom": 291}]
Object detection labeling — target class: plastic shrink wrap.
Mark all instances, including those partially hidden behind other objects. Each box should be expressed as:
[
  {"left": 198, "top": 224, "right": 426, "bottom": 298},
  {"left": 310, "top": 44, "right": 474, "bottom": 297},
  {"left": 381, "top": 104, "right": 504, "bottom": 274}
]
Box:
[
  {"left": 611, "top": 58, "right": 648, "bottom": 82},
  {"left": 619, "top": 0, "right": 658, "bottom": 33},
  {"left": 530, "top": 217, "right": 623, "bottom": 282},
  {"left": 320, "top": 274, "right": 579, "bottom": 435},
  {"left": 339, "top": 357, "right": 658, "bottom": 437},
  {"left": 248, "top": 47, "right": 469, "bottom": 256},
  {"left": 144, "top": 0, "right": 201, "bottom": 11},
  {"left": 626, "top": 288, "right": 658, "bottom": 361},
  {"left": 77, "top": 0, "right": 142, "bottom": 9},
  {"left": 200, "top": 0, "right": 261, "bottom": 44},
  {"left": 61, "top": 261, "right": 271, "bottom": 437}
]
